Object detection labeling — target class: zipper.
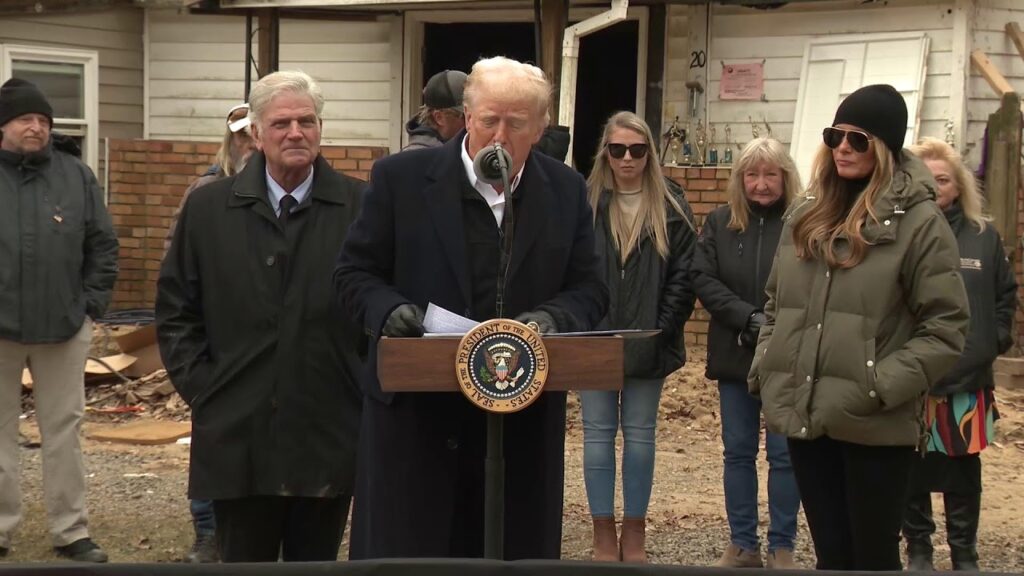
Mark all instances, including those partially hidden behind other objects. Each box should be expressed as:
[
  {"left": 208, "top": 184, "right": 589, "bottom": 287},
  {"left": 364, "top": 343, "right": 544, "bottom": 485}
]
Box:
[{"left": 754, "top": 215, "right": 764, "bottom": 304}]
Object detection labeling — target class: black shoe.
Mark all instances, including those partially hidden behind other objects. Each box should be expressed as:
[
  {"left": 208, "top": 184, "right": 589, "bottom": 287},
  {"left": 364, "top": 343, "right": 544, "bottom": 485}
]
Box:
[
  {"left": 0, "top": 547, "right": 7, "bottom": 558},
  {"left": 55, "top": 538, "right": 108, "bottom": 563},
  {"left": 906, "top": 539, "right": 935, "bottom": 571},
  {"left": 186, "top": 533, "right": 218, "bottom": 563},
  {"left": 908, "top": 553, "right": 935, "bottom": 571},
  {"left": 951, "top": 550, "right": 980, "bottom": 572}
]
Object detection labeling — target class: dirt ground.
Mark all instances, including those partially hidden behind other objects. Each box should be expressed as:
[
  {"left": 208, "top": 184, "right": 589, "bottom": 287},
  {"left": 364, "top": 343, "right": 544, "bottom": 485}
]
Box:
[{"left": 5, "top": 345, "right": 1024, "bottom": 570}]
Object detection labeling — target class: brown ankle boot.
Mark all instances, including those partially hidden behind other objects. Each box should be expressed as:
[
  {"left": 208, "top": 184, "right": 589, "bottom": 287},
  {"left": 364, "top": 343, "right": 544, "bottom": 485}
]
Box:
[
  {"left": 591, "top": 516, "right": 618, "bottom": 561},
  {"left": 620, "top": 517, "right": 647, "bottom": 563},
  {"left": 715, "top": 543, "right": 763, "bottom": 568}
]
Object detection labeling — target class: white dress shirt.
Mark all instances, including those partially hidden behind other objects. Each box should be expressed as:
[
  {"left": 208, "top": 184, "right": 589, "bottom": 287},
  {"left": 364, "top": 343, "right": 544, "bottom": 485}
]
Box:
[{"left": 459, "top": 135, "right": 525, "bottom": 227}]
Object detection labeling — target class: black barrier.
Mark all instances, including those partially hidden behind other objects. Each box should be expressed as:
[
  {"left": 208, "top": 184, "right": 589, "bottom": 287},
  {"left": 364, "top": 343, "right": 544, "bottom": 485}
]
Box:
[{"left": 0, "top": 560, "right": 1015, "bottom": 576}]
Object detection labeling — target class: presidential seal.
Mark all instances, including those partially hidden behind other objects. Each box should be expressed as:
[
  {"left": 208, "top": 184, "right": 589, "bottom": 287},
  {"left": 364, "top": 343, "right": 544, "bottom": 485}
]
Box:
[{"left": 456, "top": 318, "right": 549, "bottom": 413}]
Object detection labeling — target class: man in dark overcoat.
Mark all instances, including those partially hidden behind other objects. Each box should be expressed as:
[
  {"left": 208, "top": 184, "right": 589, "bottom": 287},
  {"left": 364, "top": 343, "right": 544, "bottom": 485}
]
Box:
[
  {"left": 156, "top": 70, "right": 364, "bottom": 562},
  {"left": 335, "top": 56, "right": 608, "bottom": 560}
]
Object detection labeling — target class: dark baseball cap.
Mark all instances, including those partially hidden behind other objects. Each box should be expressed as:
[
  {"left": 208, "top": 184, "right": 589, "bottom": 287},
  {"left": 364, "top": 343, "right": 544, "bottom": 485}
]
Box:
[{"left": 423, "top": 70, "right": 467, "bottom": 111}]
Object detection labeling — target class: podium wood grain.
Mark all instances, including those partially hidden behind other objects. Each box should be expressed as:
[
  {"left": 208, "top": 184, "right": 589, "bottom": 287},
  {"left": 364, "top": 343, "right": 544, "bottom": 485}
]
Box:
[{"left": 378, "top": 336, "right": 623, "bottom": 392}]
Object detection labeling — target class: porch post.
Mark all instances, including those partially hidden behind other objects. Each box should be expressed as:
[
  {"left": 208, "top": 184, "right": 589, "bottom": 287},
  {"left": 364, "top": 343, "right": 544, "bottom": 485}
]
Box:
[
  {"left": 257, "top": 8, "right": 280, "bottom": 78},
  {"left": 540, "top": 0, "right": 568, "bottom": 124}
]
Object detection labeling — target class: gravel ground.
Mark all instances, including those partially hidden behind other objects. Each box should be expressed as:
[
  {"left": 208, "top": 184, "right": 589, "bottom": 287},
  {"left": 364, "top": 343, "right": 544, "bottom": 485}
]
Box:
[{"left": 3, "top": 346, "right": 1024, "bottom": 570}]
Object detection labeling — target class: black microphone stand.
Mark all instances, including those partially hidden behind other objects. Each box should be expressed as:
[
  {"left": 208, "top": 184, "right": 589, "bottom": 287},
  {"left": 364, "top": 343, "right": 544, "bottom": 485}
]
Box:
[{"left": 485, "top": 143, "right": 512, "bottom": 561}]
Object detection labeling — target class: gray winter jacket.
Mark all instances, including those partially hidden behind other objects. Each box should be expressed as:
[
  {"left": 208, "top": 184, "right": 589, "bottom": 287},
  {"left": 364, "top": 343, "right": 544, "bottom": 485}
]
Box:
[{"left": 0, "top": 145, "right": 119, "bottom": 343}]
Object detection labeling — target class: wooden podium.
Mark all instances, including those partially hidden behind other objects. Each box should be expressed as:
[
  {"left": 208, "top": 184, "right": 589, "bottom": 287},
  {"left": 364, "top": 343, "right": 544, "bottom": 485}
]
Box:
[{"left": 378, "top": 334, "right": 625, "bottom": 559}]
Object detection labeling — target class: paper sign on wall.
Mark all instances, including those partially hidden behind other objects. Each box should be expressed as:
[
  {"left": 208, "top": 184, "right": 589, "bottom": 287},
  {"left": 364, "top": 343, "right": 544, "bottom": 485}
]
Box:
[{"left": 719, "top": 62, "right": 764, "bottom": 101}]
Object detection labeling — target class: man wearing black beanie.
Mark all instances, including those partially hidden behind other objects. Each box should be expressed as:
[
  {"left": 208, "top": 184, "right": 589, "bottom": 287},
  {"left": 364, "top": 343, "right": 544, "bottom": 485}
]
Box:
[{"left": 0, "top": 77, "right": 117, "bottom": 563}]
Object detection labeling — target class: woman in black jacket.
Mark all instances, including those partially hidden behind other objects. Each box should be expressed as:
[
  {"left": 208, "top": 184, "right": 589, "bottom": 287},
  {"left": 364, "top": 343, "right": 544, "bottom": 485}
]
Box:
[
  {"left": 582, "top": 111, "right": 696, "bottom": 563},
  {"left": 902, "top": 138, "right": 1017, "bottom": 571},
  {"left": 692, "top": 137, "right": 803, "bottom": 569}
]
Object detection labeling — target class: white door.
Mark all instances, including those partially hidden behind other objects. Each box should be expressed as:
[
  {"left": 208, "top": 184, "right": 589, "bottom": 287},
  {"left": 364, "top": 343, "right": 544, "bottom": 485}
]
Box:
[{"left": 790, "top": 32, "right": 930, "bottom": 184}]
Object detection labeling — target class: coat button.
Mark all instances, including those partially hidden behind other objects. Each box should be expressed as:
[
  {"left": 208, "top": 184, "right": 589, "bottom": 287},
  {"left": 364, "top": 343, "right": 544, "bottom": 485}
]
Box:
[
  {"left": 869, "top": 390, "right": 877, "bottom": 398},
  {"left": 266, "top": 255, "right": 276, "bottom": 266},
  {"left": 883, "top": 219, "right": 891, "bottom": 226},
  {"left": 866, "top": 360, "right": 874, "bottom": 368},
  {"left": 816, "top": 323, "right": 822, "bottom": 330},
  {"left": 825, "top": 270, "right": 830, "bottom": 278},
  {"left": 446, "top": 436, "right": 459, "bottom": 450},
  {"left": 805, "top": 375, "right": 811, "bottom": 382},
  {"left": 799, "top": 426, "right": 807, "bottom": 435}
]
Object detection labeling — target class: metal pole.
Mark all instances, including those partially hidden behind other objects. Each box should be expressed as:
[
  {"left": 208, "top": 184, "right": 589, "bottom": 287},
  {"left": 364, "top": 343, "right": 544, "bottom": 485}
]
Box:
[
  {"left": 484, "top": 412, "right": 505, "bottom": 560},
  {"left": 244, "top": 11, "right": 253, "bottom": 101}
]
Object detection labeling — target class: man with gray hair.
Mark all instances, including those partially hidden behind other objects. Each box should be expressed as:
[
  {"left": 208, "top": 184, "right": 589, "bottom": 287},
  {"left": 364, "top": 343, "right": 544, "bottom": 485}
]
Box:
[
  {"left": 336, "top": 56, "right": 607, "bottom": 559},
  {"left": 0, "top": 77, "right": 117, "bottom": 564},
  {"left": 156, "top": 70, "right": 364, "bottom": 562}
]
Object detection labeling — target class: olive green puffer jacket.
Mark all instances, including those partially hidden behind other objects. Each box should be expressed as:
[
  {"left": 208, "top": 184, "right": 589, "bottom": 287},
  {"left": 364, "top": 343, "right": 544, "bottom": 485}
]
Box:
[{"left": 749, "top": 151, "right": 969, "bottom": 447}]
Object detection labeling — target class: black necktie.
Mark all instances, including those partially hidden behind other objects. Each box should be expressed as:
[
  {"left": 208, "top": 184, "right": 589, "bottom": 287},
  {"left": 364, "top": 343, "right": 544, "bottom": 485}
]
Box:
[{"left": 279, "top": 194, "right": 297, "bottom": 226}]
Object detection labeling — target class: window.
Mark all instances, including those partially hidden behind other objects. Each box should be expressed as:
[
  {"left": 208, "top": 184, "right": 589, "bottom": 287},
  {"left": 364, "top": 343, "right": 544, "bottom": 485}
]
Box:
[{"left": 1, "top": 45, "right": 98, "bottom": 173}]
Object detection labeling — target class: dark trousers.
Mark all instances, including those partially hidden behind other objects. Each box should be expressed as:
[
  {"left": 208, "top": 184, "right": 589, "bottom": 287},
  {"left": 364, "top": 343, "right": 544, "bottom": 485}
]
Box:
[
  {"left": 788, "top": 436, "right": 915, "bottom": 570},
  {"left": 213, "top": 495, "right": 351, "bottom": 562}
]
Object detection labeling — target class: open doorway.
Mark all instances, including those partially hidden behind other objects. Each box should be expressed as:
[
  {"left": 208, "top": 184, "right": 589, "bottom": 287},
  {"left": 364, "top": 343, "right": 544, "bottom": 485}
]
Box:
[
  {"left": 424, "top": 22, "right": 535, "bottom": 93},
  {"left": 422, "top": 19, "right": 640, "bottom": 178},
  {"left": 573, "top": 20, "right": 639, "bottom": 177}
]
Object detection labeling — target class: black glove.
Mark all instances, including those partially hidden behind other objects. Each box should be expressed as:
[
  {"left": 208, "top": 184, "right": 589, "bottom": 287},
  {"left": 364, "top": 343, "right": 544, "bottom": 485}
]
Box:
[
  {"left": 738, "top": 311, "right": 766, "bottom": 348},
  {"left": 514, "top": 310, "right": 557, "bottom": 335},
  {"left": 382, "top": 304, "right": 425, "bottom": 337}
]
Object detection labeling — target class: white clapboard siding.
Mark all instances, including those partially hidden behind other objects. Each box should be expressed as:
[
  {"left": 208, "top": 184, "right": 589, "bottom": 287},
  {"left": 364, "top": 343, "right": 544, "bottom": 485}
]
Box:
[
  {"left": 0, "top": 6, "right": 144, "bottom": 174},
  {"left": 966, "top": 0, "right": 1024, "bottom": 167},
  {"left": 663, "top": 6, "right": 689, "bottom": 124},
  {"left": 665, "top": 0, "right": 956, "bottom": 159},
  {"left": 146, "top": 8, "right": 396, "bottom": 146}
]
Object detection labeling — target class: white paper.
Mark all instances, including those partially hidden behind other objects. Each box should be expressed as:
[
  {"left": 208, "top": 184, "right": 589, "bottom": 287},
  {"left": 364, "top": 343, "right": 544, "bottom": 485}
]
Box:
[{"left": 423, "top": 303, "right": 479, "bottom": 335}]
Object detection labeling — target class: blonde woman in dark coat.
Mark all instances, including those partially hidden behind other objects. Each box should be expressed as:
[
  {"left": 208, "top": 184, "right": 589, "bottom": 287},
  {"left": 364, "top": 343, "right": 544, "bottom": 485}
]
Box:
[
  {"left": 582, "top": 111, "right": 696, "bottom": 563},
  {"left": 693, "top": 138, "right": 802, "bottom": 569},
  {"left": 902, "top": 138, "right": 1016, "bottom": 571}
]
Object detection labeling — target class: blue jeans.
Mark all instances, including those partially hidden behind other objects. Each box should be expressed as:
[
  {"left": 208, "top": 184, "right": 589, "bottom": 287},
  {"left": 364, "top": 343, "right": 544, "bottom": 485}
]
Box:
[
  {"left": 580, "top": 377, "right": 664, "bottom": 518},
  {"left": 719, "top": 380, "right": 800, "bottom": 552},
  {"left": 191, "top": 499, "right": 216, "bottom": 537}
]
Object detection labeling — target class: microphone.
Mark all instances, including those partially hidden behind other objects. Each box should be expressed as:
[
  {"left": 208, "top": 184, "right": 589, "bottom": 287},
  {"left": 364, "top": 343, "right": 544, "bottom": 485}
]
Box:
[{"left": 472, "top": 144, "right": 512, "bottom": 187}]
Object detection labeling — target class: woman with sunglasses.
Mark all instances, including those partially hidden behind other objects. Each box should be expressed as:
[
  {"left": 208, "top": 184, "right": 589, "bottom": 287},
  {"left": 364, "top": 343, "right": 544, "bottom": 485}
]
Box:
[
  {"left": 692, "top": 138, "right": 803, "bottom": 569},
  {"left": 749, "top": 84, "right": 969, "bottom": 570},
  {"left": 901, "top": 138, "right": 1016, "bottom": 572},
  {"left": 582, "top": 111, "right": 696, "bottom": 563}
]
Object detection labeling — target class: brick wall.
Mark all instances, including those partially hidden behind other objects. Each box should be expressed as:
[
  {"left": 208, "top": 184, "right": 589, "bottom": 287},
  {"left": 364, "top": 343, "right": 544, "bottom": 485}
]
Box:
[
  {"left": 665, "top": 166, "right": 734, "bottom": 346},
  {"left": 106, "top": 139, "right": 387, "bottom": 310}
]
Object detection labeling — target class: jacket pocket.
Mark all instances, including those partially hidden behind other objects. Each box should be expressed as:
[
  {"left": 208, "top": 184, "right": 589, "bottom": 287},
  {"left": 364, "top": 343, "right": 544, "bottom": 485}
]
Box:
[
  {"left": 846, "top": 339, "right": 883, "bottom": 415},
  {"left": 758, "top": 370, "right": 793, "bottom": 433}
]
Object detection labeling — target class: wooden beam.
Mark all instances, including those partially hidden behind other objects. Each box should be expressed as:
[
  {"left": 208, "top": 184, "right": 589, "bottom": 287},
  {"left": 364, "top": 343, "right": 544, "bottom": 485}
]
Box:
[
  {"left": 256, "top": 8, "right": 280, "bottom": 78},
  {"left": 1008, "top": 22, "right": 1024, "bottom": 63},
  {"left": 983, "top": 91, "right": 1022, "bottom": 259},
  {"left": 539, "top": 0, "right": 568, "bottom": 124},
  {"left": 971, "top": 49, "right": 1015, "bottom": 97}
]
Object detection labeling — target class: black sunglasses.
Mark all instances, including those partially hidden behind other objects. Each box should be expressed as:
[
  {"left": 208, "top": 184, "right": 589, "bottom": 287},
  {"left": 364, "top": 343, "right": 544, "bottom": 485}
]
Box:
[
  {"left": 607, "top": 143, "right": 649, "bottom": 159},
  {"left": 822, "top": 127, "right": 873, "bottom": 153}
]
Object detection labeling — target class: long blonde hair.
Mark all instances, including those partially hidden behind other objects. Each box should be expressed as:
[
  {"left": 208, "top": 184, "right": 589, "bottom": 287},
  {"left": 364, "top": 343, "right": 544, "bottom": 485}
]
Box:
[
  {"left": 792, "top": 137, "right": 895, "bottom": 269},
  {"left": 587, "top": 111, "right": 690, "bottom": 260},
  {"left": 213, "top": 126, "right": 241, "bottom": 177},
  {"left": 909, "top": 137, "right": 990, "bottom": 231},
  {"left": 726, "top": 137, "right": 802, "bottom": 232}
]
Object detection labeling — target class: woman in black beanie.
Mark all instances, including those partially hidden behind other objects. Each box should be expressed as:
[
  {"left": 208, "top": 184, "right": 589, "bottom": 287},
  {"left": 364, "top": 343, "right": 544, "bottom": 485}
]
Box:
[{"left": 749, "top": 84, "right": 969, "bottom": 570}]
